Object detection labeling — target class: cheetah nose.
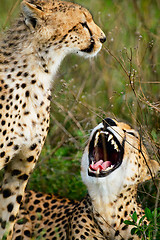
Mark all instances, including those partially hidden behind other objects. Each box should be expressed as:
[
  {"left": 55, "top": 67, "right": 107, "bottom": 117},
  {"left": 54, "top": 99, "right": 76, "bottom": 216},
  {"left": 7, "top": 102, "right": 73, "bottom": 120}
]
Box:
[{"left": 100, "top": 35, "right": 106, "bottom": 43}]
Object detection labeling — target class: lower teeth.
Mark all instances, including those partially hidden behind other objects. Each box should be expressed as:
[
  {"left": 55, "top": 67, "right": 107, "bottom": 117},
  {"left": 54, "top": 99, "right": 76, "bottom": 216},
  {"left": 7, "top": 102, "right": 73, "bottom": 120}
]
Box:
[
  {"left": 89, "top": 164, "right": 114, "bottom": 174},
  {"left": 103, "top": 165, "right": 114, "bottom": 171}
]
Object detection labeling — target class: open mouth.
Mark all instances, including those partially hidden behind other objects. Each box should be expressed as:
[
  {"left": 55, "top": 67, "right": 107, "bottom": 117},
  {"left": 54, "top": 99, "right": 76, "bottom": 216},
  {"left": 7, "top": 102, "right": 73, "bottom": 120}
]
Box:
[{"left": 88, "top": 129, "right": 124, "bottom": 177}]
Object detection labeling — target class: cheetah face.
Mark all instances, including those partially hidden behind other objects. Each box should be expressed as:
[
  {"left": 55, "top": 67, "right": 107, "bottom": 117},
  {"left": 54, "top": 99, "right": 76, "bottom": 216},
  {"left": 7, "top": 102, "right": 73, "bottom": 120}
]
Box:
[
  {"left": 81, "top": 118, "right": 159, "bottom": 188},
  {"left": 22, "top": 0, "right": 106, "bottom": 59}
]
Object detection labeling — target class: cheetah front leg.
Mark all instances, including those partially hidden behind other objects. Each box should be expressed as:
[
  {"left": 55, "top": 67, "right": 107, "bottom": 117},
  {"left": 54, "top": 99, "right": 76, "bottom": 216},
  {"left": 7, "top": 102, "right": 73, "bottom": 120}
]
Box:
[{"left": 0, "top": 143, "right": 43, "bottom": 240}]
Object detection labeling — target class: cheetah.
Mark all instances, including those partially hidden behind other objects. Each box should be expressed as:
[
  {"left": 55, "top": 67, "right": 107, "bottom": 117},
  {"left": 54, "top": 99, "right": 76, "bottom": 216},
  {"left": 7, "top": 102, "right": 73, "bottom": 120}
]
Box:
[
  {"left": 12, "top": 118, "right": 159, "bottom": 240},
  {"left": 0, "top": 0, "right": 106, "bottom": 238}
]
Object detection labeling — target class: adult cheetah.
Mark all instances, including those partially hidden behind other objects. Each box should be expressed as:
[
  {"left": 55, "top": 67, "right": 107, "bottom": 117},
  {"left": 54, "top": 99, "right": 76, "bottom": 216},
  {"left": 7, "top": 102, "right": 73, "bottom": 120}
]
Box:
[
  {"left": 0, "top": 0, "right": 106, "bottom": 238},
  {"left": 12, "top": 118, "right": 159, "bottom": 240}
]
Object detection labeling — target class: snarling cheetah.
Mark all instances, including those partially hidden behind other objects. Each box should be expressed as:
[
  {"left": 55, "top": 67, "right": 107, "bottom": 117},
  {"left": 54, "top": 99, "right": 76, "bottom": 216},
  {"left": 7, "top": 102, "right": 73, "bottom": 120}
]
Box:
[
  {"left": 0, "top": 0, "right": 106, "bottom": 238},
  {"left": 12, "top": 118, "right": 159, "bottom": 240}
]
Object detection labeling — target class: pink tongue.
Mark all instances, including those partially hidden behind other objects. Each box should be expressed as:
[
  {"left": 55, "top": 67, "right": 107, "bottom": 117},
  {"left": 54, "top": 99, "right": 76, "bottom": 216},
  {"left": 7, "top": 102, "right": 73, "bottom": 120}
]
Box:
[
  {"left": 90, "top": 160, "right": 112, "bottom": 171},
  {"left": 101, "top": 161, "right": 112, "bottom": 169}
]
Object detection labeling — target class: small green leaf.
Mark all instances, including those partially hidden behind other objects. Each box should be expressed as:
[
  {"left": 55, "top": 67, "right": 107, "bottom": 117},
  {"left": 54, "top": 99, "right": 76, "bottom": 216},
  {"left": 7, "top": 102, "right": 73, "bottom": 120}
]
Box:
[
  {"left": 124, "top": 220, "right": 135, "bottom": 226},
  {"left": 145, "top": 208, "right": 152, "bottom": 221},
  {"left": 132, "top": 211, "right": 138, "bottom": 223}
]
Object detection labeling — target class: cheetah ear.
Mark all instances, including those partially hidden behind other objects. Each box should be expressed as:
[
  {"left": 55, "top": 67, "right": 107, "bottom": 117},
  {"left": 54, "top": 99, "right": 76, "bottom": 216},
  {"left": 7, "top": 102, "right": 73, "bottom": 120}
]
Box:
[
  {"left": 146, "top": 160, "right": 160, "bottom": 180},
  {"left": 21, "top": 1, "right": 44, "bottom": 30}
]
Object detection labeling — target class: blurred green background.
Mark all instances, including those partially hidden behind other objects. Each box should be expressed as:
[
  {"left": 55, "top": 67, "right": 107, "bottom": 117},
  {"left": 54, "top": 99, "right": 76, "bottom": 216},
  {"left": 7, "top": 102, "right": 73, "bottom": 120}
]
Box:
[{"left": 0, "top": 0, "right": 159, "bottom": 210}]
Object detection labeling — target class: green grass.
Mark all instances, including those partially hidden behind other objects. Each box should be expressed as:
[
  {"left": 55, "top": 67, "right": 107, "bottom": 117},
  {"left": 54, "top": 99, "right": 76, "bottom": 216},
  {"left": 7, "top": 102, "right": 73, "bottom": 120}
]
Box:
[{"left": 0, "top": 0, "right": 159, "bottom": 206}]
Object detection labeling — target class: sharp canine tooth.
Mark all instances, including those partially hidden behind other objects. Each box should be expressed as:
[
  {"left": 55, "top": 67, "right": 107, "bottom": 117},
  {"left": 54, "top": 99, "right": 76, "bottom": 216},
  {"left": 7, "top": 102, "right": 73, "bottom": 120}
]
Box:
[
  {"left": 108, "top": 134, "right": 113, "bottom": 142},
  {"left": 94, "top": 132, "right": 100, "bottom": 147}
]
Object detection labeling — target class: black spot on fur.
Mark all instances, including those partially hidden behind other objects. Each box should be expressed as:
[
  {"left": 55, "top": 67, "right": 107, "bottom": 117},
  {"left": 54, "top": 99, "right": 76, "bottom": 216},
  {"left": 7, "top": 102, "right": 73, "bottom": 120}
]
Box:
[
  {"left": 3, "top": 188, "right": 11, "bottom": 198},
  {"left": 16, "top": 195, "right": 22, "bottom": 204},
  {"left": 7, "top": 203, "right": 14, "bottom": 212},
  {"left": 115, "top": 230, "right": 120, "bottom": 236},
  {"left": 18, "top": 174, "right": 28, "bottom": 181},
  {"left": 27, "top": 156, "right": 34, "bottom": 162},
  {"left": 24, "top": 230, "right": 31, "bottom": 237},
  {"left": 9, "top": 214, "right": 15, "bottom": 222},
  {"left": 30, "top": 144, "right": 37, "bottom": 150},
  {"left": 11, "top": 169, "right": 21, "bottom": 176}
]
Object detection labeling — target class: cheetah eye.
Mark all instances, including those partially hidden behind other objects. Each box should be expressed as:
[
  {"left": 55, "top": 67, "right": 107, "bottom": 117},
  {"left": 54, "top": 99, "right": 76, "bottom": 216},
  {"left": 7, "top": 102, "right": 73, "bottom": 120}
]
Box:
[
  {"left": 127, "top": 132, "right": 138, "bottom": 138},
  {"left": 36, "top": 5, "right": 43, "bottom": 11},
  {"left": 80, "top": 22, "right": 88, "bottom": 28},
  {"left": 80, "top": 22, "right": 92, "bottom": 36}
]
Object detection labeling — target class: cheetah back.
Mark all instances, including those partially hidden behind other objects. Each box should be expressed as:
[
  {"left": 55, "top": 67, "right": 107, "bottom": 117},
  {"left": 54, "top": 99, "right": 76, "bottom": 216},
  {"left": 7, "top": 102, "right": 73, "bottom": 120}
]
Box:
[{"left": 13, "top": 191, "right": 106, "bottom": 240}]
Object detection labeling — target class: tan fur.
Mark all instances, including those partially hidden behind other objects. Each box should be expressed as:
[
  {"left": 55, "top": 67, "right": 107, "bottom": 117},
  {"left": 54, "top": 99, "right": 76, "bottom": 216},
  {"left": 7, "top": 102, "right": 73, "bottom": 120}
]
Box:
[{"left": 0, "top": 0, "right": 106, "bottom": 238}]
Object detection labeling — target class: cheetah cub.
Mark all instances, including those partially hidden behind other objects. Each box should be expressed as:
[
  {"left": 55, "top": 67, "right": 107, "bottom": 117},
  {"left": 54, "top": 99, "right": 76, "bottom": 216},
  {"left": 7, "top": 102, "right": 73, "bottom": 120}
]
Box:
[
  {"left": 13, "top": 118, "right": 159, "bottom": 240},
  {"left": 0, "top": 0, "right": 106, "bottom": 238}
]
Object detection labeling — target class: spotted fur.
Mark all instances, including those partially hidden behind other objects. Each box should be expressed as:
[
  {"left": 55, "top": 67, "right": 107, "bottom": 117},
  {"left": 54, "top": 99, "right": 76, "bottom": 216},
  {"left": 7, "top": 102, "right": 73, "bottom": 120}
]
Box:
[
  {"left": 12, "top": 118, "right": 159, "bottom": 239},
  {"left": 0, "top": 0, "right": 106, "bottom": 238}
]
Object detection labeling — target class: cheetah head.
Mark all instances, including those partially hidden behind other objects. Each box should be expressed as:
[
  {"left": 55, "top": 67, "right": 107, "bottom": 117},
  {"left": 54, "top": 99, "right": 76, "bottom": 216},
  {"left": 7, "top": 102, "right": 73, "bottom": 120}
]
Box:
[
  {"left": 81, "top": 118, "right": 160, "bottom": 197},
  {"left": 21, "top": 0, "right": 106, "bottom": 58}
]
